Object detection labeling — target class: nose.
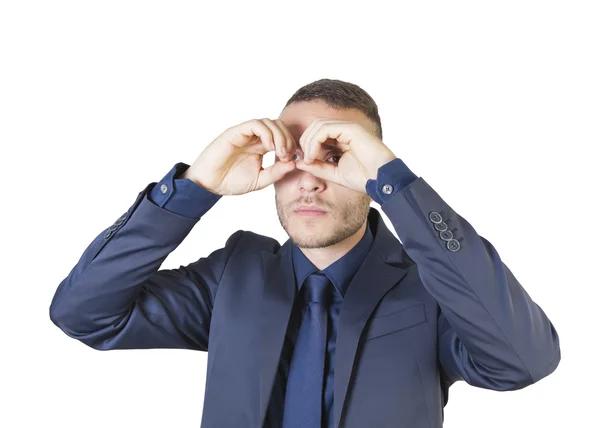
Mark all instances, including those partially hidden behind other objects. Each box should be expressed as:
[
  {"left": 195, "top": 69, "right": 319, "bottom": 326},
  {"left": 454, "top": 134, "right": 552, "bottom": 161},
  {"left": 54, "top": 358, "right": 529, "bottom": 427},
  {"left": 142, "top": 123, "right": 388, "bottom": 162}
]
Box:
[{"left": 296, "top": 168, "right": 326, "bottom": 193}]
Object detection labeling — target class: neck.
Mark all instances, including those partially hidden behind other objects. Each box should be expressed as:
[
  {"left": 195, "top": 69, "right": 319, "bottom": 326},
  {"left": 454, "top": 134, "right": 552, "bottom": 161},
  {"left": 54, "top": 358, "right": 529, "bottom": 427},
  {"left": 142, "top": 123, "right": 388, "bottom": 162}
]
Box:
[{"left": 299, "top": 220, "right": 367, "bottom": 270}]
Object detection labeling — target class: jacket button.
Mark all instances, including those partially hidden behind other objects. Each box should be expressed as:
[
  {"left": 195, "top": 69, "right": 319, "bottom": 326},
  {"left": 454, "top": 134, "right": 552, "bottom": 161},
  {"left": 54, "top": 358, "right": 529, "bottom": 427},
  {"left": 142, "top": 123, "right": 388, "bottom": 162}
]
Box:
[
  {"left": 429, "top": 212, "right": 443, "bottom": 223},
  {"left": 440, "top": 229, "right": 453, "bottom": 241},
  {"left": 114, "top": 212, "right": 128, "bottom": 226},
  {"left": 434, "top": 221, "right": 447, "bottom": 232},
  {"left": 160, "top": 184, "right": 168, "bottom": 194},
  {"left": 447, "top": 239, "right": 460, "bottom": 252}
]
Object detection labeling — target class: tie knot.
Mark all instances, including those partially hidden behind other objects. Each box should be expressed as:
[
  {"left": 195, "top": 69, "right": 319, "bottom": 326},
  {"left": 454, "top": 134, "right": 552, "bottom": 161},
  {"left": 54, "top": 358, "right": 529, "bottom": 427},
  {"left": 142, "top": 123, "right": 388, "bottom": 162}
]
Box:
[{"left": 301, "top": 273, "right": 333, "bottom": 305}]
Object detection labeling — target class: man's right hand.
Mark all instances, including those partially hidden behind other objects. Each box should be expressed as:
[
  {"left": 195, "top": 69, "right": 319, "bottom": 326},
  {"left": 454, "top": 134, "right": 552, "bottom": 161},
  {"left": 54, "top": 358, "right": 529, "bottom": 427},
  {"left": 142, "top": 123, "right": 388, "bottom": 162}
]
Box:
[{"left": 183, "top": 119, "right": 298, "bottom": 196}]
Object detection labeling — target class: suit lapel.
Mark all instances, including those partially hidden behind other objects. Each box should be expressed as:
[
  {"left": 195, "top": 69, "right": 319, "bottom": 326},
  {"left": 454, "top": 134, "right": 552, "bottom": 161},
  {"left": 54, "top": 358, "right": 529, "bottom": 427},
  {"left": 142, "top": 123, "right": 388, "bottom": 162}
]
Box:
[
  {"left": 258, "top": 208, "right": 409, "bottom": 428},
  {"left": 332, "top": 242, "right": 407, "bottom": 428},
  {"left": 259, "top": 240, "right": 296, "bottom": 426}
]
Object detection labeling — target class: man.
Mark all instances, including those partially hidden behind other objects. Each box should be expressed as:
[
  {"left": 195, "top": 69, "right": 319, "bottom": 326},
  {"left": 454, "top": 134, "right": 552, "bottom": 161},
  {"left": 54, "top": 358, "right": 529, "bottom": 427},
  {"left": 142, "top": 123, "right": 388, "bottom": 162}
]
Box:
[{"left": 49, "top": 78, "right": 561, "bottom": 428}]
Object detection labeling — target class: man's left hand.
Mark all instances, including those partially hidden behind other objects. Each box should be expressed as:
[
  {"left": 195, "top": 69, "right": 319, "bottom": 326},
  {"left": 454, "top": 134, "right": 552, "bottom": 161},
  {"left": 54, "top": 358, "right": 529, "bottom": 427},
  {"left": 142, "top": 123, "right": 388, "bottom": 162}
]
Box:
[{"left": 294, "top": 118, "right": 397, "bottom": 193}]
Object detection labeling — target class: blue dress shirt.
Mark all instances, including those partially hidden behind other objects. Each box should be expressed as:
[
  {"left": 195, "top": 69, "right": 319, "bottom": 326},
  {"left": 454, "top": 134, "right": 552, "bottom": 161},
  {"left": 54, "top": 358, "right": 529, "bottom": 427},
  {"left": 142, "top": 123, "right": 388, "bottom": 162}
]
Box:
[{"left": 146, "top": 157, "right": 417, "bottom": 427}]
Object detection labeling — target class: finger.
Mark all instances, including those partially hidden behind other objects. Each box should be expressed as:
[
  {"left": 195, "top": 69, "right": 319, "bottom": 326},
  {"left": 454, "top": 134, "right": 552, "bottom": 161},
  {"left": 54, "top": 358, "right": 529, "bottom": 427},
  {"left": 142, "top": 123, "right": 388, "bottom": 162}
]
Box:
[
  {"left": 299, "top": 118, "right": 323, "bottom": 162},
  {"left": 301, "top": 119, "right": 341, "bottom": 164},
  {"left": 308, "top": 122, "right": 351, "bottom": 162},
  {"left": 256, "top": 159, "right": 297, "bottom": 191},
  {"left": 239, "top": 119, "right": 275, "bottom": 153},
  {"left": 261, "top": 118, "right": 288, "bottom": 160},
  {"left": 274, "top": 119, "right": 296, "bottom": 161},
  {"left": 304, "top": 120, "right": 328, "bottom": 164},
  {"left": 295, "top": 158, "right": 337, "bottom": 183}
]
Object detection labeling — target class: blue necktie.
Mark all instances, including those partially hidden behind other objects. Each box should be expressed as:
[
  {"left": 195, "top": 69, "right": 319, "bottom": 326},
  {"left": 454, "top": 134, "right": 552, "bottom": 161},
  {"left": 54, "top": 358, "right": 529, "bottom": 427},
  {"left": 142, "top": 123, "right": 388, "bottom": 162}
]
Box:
[{"left": 282, "top": 272, "right": 332, "bottom": 428}]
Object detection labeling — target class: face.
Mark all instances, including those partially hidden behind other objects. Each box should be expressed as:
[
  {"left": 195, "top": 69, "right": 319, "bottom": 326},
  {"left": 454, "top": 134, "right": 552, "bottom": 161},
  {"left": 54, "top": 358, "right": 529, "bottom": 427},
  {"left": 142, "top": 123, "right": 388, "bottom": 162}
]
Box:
[{"left": 274, "top": 100, "right": 373, "bottom": 249}]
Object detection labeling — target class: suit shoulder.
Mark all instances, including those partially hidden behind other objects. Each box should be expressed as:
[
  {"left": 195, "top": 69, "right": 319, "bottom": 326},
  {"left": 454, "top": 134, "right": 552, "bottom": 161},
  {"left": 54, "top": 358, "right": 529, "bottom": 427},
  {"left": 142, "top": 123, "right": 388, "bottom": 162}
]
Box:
[{"left": 227, "top": 229, "right": 281, "bottom": 252}]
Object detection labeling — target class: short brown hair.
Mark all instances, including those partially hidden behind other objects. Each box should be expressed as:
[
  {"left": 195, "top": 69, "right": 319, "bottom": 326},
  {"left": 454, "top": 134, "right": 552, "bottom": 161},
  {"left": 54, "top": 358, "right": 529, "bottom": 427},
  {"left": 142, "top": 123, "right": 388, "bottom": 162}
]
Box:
[{"left": 282, "top": 78, "right": 383, "bottom": 140}]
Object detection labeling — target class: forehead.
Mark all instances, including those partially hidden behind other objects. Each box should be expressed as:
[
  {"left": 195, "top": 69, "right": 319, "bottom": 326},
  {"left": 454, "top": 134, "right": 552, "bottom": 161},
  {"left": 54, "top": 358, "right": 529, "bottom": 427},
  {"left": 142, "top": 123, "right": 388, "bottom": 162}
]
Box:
[{"left": 278, "top": 100, "right": 373, "bottom": 143}]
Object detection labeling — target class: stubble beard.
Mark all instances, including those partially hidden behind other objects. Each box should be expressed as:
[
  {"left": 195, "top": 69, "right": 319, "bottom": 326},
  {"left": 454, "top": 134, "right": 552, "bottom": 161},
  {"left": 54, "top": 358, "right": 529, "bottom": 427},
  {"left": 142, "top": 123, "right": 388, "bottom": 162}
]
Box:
[{"left": 275, "top": 194, "right": 371, "bottom": 249}]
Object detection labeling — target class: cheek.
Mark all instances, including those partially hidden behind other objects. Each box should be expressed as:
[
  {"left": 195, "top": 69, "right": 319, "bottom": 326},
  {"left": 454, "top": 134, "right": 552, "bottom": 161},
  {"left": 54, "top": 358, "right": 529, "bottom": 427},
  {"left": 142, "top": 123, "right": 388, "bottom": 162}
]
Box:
[
  {"left": 278, "top": 168, "right": 299, "bottom": 184},
  {"left": 273, "top": 177, "right": 292, "bottom": 194},
  {"left": 275, "top": 180, "right": 298, "bottom": 202}
]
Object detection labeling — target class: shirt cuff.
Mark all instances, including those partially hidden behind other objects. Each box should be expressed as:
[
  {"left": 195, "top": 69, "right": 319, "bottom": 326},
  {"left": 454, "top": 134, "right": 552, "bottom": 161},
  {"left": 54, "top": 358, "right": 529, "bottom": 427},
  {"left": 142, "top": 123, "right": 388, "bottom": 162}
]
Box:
[
  {"left": 147, "top": 162, "right": 222, "bottom": 219},
  {"left": 365, "top": 158, "right": 418, "bottom": 205}
]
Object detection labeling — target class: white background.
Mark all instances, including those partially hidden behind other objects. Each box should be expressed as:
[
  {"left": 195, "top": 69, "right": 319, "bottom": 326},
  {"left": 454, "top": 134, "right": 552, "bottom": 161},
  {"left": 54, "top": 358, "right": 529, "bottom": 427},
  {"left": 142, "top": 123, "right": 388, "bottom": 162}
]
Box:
[{"left": 1, "top": 1, "right": 597, "bottom": 427}]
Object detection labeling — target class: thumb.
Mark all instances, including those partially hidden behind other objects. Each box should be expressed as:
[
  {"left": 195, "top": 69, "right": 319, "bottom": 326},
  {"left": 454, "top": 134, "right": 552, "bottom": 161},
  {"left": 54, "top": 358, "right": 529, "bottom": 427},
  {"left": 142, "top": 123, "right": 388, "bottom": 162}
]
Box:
[
  {"left": 256, "top": 160, "right": 297, "bottom": 191},
  {"left": 295, "top": 159, "right": 336, "bottom": 182}
]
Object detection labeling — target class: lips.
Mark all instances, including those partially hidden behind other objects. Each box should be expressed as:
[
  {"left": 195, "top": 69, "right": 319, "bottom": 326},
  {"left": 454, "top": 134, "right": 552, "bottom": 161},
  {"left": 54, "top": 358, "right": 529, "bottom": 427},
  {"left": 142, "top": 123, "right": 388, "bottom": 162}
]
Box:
[{"left": 294, "top": 205, "right": 327, "bottom": 213}]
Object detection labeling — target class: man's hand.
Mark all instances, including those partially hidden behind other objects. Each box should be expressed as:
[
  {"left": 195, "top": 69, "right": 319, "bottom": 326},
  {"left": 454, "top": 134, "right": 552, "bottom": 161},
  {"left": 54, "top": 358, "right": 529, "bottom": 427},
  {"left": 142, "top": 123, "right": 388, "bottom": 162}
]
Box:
[
  {"left": 184, "top": 118, "right": 297, "bottom": 196},
  {"left": 294, "top": 118, "right": 397, "bottom": 193}
]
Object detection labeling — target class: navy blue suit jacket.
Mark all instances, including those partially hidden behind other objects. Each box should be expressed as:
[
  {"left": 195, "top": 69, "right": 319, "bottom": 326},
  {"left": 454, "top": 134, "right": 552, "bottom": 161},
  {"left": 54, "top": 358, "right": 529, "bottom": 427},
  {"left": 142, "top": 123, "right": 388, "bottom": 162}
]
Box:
[{"left": 49, "top": 161, "right": 560, "bottom": 428}]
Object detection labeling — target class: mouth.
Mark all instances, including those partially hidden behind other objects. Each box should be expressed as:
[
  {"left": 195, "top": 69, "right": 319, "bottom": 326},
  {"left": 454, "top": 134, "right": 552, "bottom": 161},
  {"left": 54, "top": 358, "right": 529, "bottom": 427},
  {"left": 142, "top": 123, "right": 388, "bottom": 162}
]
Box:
[{"left": 294, "top": 209, "right": 327, "bottom": 217}]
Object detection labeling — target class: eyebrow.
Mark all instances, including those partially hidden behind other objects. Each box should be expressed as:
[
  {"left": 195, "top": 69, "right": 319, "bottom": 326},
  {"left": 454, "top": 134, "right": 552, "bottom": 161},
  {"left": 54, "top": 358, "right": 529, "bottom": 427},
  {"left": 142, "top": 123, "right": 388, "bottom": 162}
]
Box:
[
  {"left": 322, "top": 143, "right": 341, "bottom": 151},
  {"left": 296, "top": 143, "right": 341, "bottom": 152}
]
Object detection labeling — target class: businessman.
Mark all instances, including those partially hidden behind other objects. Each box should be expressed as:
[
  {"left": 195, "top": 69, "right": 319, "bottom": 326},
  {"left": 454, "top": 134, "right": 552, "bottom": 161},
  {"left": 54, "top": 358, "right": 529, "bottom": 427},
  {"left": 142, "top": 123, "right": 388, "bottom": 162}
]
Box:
[{"left": 49, "top": 78, "right": 561, "bottom": 428}]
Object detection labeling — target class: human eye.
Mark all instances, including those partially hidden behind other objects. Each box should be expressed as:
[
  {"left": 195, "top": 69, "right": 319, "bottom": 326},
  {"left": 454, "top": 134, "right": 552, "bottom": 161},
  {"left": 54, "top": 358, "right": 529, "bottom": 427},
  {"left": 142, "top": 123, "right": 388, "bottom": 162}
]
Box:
[
  {"left": 327, "top": 153, "right": 342, "bottom": 163},
  {"left": 290, "top": 151, "right": 341, "bottom": 163}
]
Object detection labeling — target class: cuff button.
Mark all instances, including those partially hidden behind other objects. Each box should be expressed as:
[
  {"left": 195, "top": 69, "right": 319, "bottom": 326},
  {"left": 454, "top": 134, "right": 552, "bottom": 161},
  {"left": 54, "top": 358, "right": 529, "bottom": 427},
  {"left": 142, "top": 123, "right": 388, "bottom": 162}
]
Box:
[
  {"left": 447, "top": 239, "right": 461, "bottom": 252},
  {"left": 429, "top": 212, "right": 443, "bottom": 224}
]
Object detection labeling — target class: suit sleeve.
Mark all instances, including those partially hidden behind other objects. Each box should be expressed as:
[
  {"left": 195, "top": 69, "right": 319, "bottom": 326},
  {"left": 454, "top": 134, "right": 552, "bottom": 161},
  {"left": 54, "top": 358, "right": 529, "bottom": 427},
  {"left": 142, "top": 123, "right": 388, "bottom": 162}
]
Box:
[
  {"left": 365, "top": 157, "right": 418, "bottom": 204},
  {"left": 377, "top": 173, "right": 561, "bottom": 391},
  {"left": 49, "top": 164, "right": 242, "bottom": 352},
  {"left": 148, "top": 161, "right": 223, "bottom": 219}
]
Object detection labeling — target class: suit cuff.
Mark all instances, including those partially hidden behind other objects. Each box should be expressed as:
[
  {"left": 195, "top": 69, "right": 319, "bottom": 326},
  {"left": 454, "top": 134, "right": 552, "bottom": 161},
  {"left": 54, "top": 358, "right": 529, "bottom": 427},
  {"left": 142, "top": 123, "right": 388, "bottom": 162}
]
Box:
[
  {"left": 365, "top": 158, "right": 418, "bottom": 205},
  {"left": 148, "top": 162, "right": 222, "bottom": 219}
]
